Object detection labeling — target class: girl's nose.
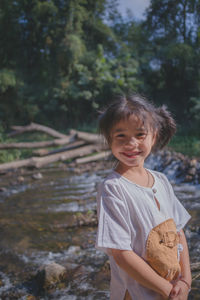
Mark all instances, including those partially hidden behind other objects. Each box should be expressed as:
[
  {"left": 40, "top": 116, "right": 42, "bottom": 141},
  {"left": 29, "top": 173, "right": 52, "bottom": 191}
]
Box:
[{"left": 125, "top": 137, "right": 138, "bottom": 147}]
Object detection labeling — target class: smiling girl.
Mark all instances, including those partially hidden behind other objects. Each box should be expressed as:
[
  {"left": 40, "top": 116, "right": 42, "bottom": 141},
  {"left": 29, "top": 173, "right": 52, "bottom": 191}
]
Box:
[{"left": 96, "top": 94, "right": 191, "bottom": 300}]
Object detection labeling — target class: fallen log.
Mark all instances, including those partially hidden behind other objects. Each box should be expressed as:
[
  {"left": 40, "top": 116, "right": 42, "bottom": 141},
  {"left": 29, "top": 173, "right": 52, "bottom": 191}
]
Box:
[
  {"left": 8, "top": 122, "right": 68, "bottom": 139},
  {"left": 70, "top": 129, "right": 101, "bottom": 144},
  {"left": 33, "top": 140, "right": 86, "bottom": 156},
  {"left": 75, "top": 150, "right": 111, "bottom": 164},
  {"left": 0, "top": 137, "right": 73, "bottom": 149},
  {"left": 0, "top": 144, "right": 99, "bottom": 171}
]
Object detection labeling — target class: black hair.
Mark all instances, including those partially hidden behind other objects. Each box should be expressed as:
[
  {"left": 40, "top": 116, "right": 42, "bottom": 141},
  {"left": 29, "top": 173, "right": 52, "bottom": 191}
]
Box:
[{"left": 99, "top": 93, "right": 176, "bottom": 152}]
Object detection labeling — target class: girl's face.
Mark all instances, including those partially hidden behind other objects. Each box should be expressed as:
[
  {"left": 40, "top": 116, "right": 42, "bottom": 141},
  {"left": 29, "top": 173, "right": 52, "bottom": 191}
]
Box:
[{"left": 110, "top": 115, "right": 156, "bottom": 169}]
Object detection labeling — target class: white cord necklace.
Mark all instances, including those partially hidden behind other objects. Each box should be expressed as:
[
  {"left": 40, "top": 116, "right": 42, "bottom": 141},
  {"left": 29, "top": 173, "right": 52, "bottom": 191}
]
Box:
[{"left": 146, "top": 169, "right": 150, "bottom": 187}]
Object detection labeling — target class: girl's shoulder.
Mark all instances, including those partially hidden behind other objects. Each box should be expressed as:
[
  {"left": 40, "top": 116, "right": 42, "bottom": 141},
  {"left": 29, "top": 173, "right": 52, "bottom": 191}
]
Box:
[
  {"left": 148, "top": 169, "right": 170, "bottom": 186},
  {"left": 97, "top": 171, "right": 122, "bottom": 196}
]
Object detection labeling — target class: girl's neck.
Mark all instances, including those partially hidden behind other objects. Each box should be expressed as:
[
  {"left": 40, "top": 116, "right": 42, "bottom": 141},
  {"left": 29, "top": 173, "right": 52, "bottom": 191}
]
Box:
[
  {"left": 115, "top": 162, "right": 145, "bottom": 175},
  {"left": 115, "top": 163, "right": 154, "bottom": 188}
]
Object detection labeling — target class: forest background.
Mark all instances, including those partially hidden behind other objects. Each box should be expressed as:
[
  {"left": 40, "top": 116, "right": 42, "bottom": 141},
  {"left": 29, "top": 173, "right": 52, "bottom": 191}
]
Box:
[{"left": 1, "top": 0, "right": 200, "bottom": 162}]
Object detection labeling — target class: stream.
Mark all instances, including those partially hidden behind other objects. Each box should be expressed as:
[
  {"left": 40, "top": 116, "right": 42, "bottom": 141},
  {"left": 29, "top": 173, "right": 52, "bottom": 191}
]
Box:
[{"left": 0, "top": 158, "right": 199, "bottom": 299}]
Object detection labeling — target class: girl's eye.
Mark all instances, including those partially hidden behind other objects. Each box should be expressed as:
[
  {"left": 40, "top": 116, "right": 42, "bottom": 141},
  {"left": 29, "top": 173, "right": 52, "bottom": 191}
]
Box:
[
  {"left": 116, "top": 134, "right": 125, "bottom": 138},
  {"left": 137, "top": 132, "right": 146, "bottom": 138}
]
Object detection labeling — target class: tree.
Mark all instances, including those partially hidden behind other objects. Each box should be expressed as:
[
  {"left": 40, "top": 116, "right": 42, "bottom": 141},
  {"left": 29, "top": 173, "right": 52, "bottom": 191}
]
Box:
[{"left": 141, "top": 0, "right": 200, "bottom": 126}]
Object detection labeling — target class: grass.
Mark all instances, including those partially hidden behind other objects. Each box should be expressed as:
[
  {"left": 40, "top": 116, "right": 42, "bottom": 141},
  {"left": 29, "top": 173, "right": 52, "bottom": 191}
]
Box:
[
  {"left": 168, "top": 135, "right": 200, "bottom": 158},
  {"left": 0, "top": 130, "right": 59, "bottom": 164}
]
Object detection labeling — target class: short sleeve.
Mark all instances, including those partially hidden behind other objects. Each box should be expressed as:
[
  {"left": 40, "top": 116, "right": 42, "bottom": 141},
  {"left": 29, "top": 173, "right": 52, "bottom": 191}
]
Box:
[
  {"left": 163, "top": 174, "right": 191, "bottom": 231},
  {"left": 95, "top": 182, "right": 132, "bottom": 254}
]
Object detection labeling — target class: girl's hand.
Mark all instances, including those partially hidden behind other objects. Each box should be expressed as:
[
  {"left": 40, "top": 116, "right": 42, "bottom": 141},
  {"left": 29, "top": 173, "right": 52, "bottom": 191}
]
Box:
[{"left": 169, "top": 280, "right": 190, "bottom": 300}]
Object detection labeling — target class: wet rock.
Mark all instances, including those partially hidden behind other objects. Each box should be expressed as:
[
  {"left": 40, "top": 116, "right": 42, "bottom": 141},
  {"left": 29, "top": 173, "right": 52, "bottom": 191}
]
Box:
[
  {"left": 74, "top": 210, "right": 97, "bottom": 227},
  {"left": 187, "top": 167, "right": 197, "bottom": 176},
  {"left": 176, "top": 152, "right": 186, "bottom": 161},
  {"left": 94, "top": 260, "right": 111, "bottom": 290},
  {"left": 17, "top": 176, "right": 25, "bottom": 183},
  {"left": 50, "top": 210, "right": 97, "bottom": 231},
  {"left": 162, "top": 153, "right": 173, "bottom": 167},
  {"left": 67, "top": 245, "right": 81, "bottom": 254},
  {"left": 101, "top": 260, "right": 110, "bottom": 272},
  {"left": 191, "top": 262, "right": 200, "bottom": 271},
  {"left": 32, "top": 173, "right": 43, "bottom": 180},
  {"left": 72, "top": 265, "right": 88, "bottom": 281},
  {"left": 26, "top": 295, "right": 37, "bottom": 300},
  {"left": 184, "top": 175, "right": 194, "bottom": 182},
  {"left": 68, "top": 159, "right": 112, "bottom": 174},
  {"left": 0, "top": 275, "right": 3, "bottom": 287},
  {"left": 189, "top": 159, "right": 197, "bottom": 167},
  {"left": 188, "top": 224, "right": 200, "bottom": 235},
  {"left": 35, "top": 262, "right": 68, "bottom": 289},
  {"left": 0, "top": 289, "right": 26, "bottom": 299},
  {"left": 147, "top": 149, "right": 200, "bottom": 184}
]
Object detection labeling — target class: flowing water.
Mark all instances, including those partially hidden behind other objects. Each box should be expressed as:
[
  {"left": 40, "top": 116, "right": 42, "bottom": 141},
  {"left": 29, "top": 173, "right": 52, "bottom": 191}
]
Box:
[{"left": 0, "top": 160, "right": 199, "bottom": 299}]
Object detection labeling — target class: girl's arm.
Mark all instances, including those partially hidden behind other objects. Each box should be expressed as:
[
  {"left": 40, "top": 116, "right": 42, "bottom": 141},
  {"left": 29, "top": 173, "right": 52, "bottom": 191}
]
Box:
[
  {"left": 179, "top": 229, "right": 192, "bottom": 286},
  {"left": 169, "top": 229, "right": 191, "bottom": 299},
  {"left": 111, "top": 248, "right": 173, "bottom": 299}
]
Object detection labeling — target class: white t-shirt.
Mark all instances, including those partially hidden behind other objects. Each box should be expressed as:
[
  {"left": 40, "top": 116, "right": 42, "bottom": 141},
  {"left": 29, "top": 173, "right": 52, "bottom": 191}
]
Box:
[{"left": 96, "top": 169, "right": 191, "bottom": 300}]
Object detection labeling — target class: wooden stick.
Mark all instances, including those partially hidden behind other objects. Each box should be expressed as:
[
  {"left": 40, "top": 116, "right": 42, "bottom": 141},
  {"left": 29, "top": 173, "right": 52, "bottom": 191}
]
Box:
[
  {"left": 8, "top": 122, "right": 69, "bottom": 139},
  {"left": 75, "top": 151, "right": 111, "bottom": 164},
  {"left": 70, "top": 129, "right": 101, "bottom": 143},
  {"left": 33, "top": 140, "right": 86, "bottom": 156},
  {"left": 0, "top": 137, "right": 73, "bottom": 149}
]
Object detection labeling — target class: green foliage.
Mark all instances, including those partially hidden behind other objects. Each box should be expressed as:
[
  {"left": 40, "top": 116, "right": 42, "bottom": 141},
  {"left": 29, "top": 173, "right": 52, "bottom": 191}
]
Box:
[
  {"left": 0, "top": 128, "right": 55, "bottom": 163},
  {"left": 0, "top": 127, "right": 26, "bottom": 163},
  {"left": 169, "top": 135, "right": 200, "bottom": 157},
  {"left": 0, "top": 0, "right": 200, "bottom": 150},
  {"left": 140, "top": 0, "right": 200, "bottom": 122},
  {"left": 0, "top": 69, "right": 16, "bottom": 93},
  {"left": 189, "top": 97, "right": 200, "bottom": 131}
]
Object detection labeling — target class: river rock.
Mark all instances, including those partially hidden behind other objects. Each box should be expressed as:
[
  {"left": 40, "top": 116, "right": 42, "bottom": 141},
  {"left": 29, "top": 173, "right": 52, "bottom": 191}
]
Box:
[
  {"left": 32, "top": 172, "right": 43, "bottom": 180},
  {"left": 189, "top": 159, "right": 197, "bottom": 167},
  {"left": 101, "top": 260, "right": 110, "bottom": 272},
  {"left": 187, "top": 167, "right": 197, "bottom": 176},
  {"left": 162, "top": 153, "right": 173, "bottom": 167},
  {"left": 67, "top": 245, "right": 81, "bottom": 254},
  {"left": 26, "top": 296, "right": 37, "bottom": 300},
  {"left": 184, "top": 175, "right": 194, "bottom": 182},
  {"left": 191, "top": 262, "right": 200, "bottom": 271},
  {"left": 35, "top": 262, "right": 68, "bottom": 288},
  {"left": 17, "top": 176, "right": 25, "bottom": 183},
  {"left": 74, "top": 210, "right": 97, "bottom": 227}
]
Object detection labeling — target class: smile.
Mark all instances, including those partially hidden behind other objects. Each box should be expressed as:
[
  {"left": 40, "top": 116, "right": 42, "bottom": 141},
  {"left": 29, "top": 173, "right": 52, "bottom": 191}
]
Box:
[{"left": 121, "top": 152, "right": 141, "bottom": 158}]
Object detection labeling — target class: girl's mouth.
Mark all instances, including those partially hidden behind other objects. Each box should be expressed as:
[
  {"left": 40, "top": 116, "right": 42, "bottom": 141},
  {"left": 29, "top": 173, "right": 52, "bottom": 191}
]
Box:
[{"left": 121, "top": 151, "right": 141, "bottom": 158}]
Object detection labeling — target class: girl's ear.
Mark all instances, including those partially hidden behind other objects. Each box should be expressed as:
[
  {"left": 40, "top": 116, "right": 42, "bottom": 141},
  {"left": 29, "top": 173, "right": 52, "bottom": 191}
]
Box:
[{"left": 152, "top": 130, "right": 158, "bottom": 147}]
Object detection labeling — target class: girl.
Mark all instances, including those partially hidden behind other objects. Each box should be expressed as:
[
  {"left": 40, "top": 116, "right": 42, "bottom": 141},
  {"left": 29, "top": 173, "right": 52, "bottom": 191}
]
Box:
[{"left": 96, "top": 94, "right": 191, "bottom": 300}]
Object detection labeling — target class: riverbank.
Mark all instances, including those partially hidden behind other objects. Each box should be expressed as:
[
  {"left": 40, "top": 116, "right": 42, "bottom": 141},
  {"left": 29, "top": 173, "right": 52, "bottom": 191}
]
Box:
[{"left": 0, "top": 149, "right": 200, "bottom": 299}]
